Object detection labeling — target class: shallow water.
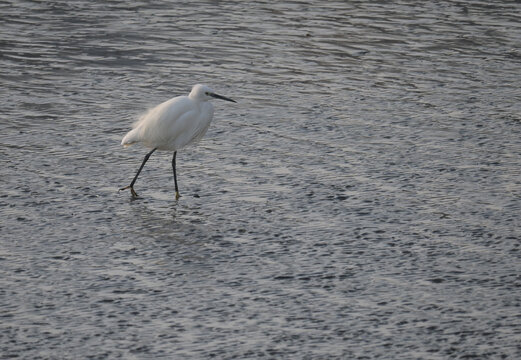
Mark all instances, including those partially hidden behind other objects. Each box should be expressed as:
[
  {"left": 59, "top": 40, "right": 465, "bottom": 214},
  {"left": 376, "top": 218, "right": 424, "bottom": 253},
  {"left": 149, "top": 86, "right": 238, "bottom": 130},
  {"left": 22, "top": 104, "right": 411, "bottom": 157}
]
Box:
[{"left": 1, "top": 1, "right": 520, "bottom": 358}]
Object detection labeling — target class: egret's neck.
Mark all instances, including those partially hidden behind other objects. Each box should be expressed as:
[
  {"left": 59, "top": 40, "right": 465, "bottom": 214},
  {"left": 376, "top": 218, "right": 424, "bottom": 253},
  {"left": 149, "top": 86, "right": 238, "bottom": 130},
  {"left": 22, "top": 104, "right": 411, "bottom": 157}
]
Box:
[{"left": 189, "top": 94, "right": 206, "bottom": 103}]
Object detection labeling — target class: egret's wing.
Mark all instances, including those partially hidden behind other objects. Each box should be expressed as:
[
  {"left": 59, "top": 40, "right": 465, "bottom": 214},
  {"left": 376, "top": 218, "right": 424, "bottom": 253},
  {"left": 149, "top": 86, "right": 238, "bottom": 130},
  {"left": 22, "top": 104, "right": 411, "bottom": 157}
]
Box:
[
  {"left": 124, "top": 95, "right": 214, "bottom": 151},
  {"left": 134, "top": 96, "right": 192, "bottom": 148},
  {"left": 163, "top": 108, "right": 198, "bottom": 147}
]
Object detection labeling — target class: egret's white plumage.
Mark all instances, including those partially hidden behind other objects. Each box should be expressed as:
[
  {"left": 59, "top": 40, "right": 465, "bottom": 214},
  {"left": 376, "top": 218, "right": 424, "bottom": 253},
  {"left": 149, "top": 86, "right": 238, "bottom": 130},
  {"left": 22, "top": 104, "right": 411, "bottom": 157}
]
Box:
[
  {"left": 119, "top": 84, "right": 236, "bottom": 199},
  {"left": 122, "top": 84, "right": 220, "bottom": 151}
]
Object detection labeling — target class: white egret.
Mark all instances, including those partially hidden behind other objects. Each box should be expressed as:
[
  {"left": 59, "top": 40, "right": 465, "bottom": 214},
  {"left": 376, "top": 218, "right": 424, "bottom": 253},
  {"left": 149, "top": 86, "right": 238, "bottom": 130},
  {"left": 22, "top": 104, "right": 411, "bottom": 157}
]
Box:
[{"left": 119, "top": 84, "right": 236, "bottom": 199}]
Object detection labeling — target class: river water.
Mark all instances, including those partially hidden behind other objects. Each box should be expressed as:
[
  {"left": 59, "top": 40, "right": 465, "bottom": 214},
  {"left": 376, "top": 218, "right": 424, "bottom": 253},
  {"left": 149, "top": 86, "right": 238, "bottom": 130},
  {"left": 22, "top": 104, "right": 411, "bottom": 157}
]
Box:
[{"left": 1, "top": 1, "right": 520, "bottom": 359}]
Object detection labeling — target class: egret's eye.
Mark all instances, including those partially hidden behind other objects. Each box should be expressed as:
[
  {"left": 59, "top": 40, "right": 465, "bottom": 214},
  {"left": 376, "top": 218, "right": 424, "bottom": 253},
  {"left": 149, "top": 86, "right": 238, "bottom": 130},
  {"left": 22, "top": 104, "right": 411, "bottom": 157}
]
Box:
[{"left": 205, "top": 92, "right": 209, "bottom": 95}]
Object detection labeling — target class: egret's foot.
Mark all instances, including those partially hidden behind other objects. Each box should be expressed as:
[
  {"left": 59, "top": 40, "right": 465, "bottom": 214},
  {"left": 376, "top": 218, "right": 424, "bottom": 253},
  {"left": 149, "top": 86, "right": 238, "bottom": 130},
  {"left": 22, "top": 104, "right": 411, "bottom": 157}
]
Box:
[
  {"left": 175, "top": 191, "right": 181, "bottom": 200},
  {"left": 119, "top": 185, "right": 138, "bottom": 198}
]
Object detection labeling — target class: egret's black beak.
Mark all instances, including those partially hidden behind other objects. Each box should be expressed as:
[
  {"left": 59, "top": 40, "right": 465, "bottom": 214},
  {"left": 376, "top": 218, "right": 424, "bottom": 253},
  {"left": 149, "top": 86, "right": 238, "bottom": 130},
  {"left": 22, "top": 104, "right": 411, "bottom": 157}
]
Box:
[{"left": 210, "top": 93, "right": 236, "bottom": 103}]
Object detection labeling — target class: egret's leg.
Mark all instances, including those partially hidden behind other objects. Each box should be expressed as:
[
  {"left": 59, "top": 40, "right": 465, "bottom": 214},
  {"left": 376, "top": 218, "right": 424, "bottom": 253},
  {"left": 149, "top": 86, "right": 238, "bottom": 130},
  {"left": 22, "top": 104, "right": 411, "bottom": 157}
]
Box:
[
  {"left": 119, "top": 148, "right": 157, "bottom": 197},
  {"left": 172, "top": 151, "right": 180, "bottom": 200}
]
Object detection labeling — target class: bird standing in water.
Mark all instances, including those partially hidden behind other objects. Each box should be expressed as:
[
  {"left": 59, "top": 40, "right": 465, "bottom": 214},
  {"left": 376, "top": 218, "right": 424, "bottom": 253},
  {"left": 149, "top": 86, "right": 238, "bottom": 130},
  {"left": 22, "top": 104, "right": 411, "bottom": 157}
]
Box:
[{"left": 119, "top": 84, "right": 236, "bottom": 199}]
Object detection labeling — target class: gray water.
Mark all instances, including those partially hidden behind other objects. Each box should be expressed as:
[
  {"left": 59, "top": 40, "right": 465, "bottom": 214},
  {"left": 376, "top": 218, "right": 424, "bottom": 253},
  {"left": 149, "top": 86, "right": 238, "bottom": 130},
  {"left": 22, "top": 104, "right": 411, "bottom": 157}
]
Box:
[{"left": 1, "top": 1, "right": 521, "bottom": 358}]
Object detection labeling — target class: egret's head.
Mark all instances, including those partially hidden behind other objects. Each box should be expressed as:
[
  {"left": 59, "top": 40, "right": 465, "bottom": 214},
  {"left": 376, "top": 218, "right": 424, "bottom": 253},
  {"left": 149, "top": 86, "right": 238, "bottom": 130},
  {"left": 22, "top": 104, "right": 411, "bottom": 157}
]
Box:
[{"left": 189, "top": 84, "right": 236, "bottom": 103}]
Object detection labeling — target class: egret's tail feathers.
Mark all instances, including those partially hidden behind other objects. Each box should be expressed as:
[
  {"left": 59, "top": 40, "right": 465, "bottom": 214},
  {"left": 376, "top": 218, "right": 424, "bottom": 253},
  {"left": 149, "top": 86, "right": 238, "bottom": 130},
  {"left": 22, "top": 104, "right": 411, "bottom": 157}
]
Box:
[
  {"left": 121, "top": 128, "right": 139, "bottom": 147},
  {"left": 122, "top": 141, "right": 135, "bottom": 148}
]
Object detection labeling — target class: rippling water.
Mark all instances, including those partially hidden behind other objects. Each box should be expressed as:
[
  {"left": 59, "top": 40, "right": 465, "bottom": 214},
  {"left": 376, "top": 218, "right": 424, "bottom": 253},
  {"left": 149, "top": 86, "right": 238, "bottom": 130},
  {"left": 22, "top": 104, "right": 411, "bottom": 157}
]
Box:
[{"left": 1, "top": 1, "right": 520, "bottom": 358}]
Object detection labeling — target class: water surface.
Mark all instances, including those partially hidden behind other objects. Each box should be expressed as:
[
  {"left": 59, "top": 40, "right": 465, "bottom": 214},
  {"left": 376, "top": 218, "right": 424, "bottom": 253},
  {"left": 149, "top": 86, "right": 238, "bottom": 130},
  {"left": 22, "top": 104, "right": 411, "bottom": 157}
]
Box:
[{"left": 1, "top": 1, "right": 520, "bottom": 358}]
